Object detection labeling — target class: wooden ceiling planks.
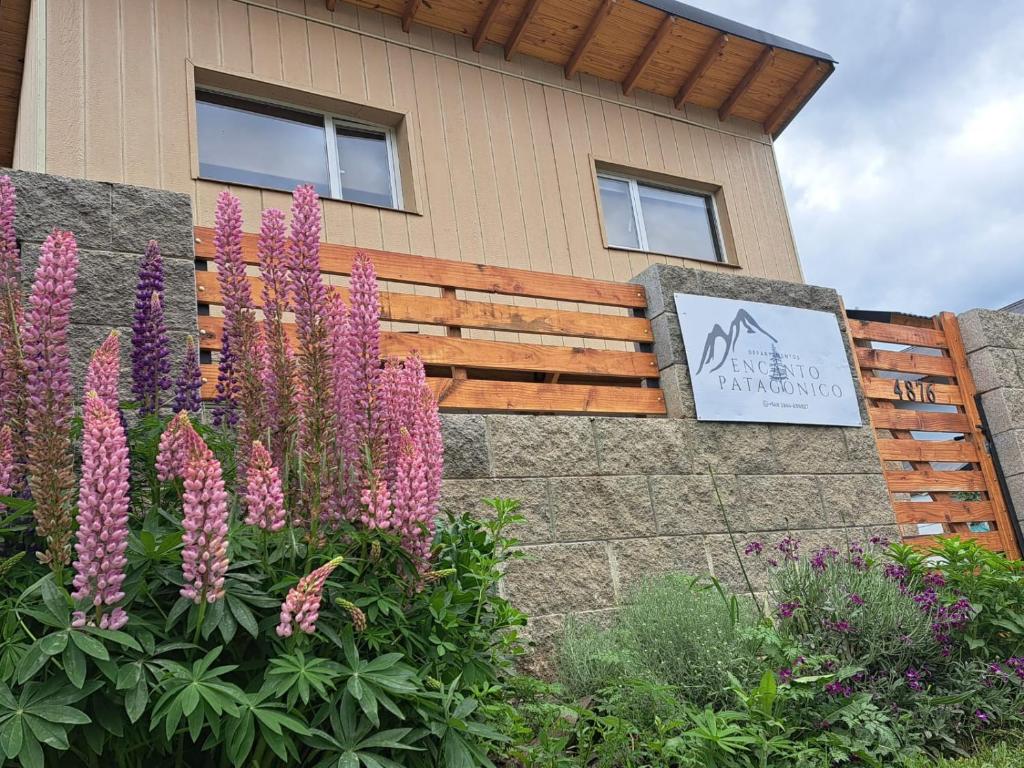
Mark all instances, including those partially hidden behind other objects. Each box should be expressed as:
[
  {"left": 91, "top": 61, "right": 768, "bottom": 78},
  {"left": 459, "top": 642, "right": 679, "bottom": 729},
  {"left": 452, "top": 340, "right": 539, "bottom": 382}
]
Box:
[
  {"left": 329, "top": 0, "right": 833, "bottom": 135},
  {"left": 0, "top": 0, "right": 31, "bottom": 167}
]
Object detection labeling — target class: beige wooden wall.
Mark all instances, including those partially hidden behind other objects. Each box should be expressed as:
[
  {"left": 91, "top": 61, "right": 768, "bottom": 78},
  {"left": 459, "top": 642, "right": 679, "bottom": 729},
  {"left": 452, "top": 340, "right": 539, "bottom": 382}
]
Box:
[{"left": 15, "top": 0, "right": 804, "bottom": 289}]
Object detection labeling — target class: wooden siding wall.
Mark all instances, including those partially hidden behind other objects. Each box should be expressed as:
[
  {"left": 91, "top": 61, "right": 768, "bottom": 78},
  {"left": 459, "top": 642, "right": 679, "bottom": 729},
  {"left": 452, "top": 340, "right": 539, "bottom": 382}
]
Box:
[{"left": 25, "top": 0, "right": 804, "bottom": 325}]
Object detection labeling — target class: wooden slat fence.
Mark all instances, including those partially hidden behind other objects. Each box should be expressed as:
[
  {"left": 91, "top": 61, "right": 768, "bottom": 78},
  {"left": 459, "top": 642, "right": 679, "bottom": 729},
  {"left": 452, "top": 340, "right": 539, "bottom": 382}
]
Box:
[
  {"left": 194, "top": 227, "right": 666, "bottom": 416},
  {"left": 846, "top": 311, "right": 1021, "bottom": 557}
]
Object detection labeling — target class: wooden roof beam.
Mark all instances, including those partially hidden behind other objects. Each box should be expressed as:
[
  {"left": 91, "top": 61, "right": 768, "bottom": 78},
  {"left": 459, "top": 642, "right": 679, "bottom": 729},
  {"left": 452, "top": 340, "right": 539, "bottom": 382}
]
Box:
[
  {"left": 473, "top": 0, "right": 505, "bottom": 51},
  {"left": 505, "top": 0, "right": 543, "bottom": 61},
  {"left": 718, "top": 44, "right": 775, "bottom": 121},
  {"left": 673, "top": 33, "right": 728, "bottom": 109},
  {"left": 764, "top": 59, "right": 826, "bottom": 136},
  {"left": 564, "top": 0, "right": 616, "bottom": 79},
  {"left": 401, "top": 0, "right": 423, "bottom": 32},
  {"left": 622, "top": 14, "right": 674, "bottom": 96}
]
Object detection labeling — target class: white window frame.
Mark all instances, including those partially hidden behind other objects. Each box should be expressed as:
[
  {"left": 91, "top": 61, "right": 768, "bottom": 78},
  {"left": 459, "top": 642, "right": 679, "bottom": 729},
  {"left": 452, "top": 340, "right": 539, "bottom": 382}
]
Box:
[
  {"left": 597, "top": 170, "right": 725, "bottom": 263},
  {"left": 196, "top": 88, "right": 403, "bottom": 210}
]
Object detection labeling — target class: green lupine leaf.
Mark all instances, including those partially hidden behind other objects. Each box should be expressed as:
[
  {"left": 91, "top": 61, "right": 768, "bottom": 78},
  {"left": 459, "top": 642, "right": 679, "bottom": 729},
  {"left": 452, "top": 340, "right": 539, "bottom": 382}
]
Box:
[
  {"left": 69, "top": 632, "right": 108, "bottom": 661},
  {"left": 38, "top": 632, "right": 68, "bottom": 657},
  {"left": 125, "top": 677, "right": 148, "bottom": 724},
  {"left": 62, "top": 643, "right": 86, "bottom": 689},
  {"left": 0, "top": 716, "right": 22, "bottom": 759}
]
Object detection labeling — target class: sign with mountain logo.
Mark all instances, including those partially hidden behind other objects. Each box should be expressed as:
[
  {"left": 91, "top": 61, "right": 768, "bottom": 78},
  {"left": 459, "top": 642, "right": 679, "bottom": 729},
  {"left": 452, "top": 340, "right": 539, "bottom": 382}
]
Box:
[{"left": 673, "top": 294, "right": 862, "bottom": 426}]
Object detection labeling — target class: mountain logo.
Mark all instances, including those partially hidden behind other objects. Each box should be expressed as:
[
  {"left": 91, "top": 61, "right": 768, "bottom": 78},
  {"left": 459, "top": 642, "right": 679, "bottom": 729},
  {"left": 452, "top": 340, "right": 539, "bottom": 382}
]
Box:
[{"left": 695, "top": 308, "right": 778, "bottom": 374}]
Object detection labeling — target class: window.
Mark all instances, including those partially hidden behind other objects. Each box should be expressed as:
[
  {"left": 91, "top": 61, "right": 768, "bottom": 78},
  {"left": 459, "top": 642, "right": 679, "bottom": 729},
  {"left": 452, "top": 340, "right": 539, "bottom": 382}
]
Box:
[
  {"left": 196, "top": 90, "right": 401, "bottom": 208},
  {"left": 597, "top": 172, "right": 724, "bottom": 263}
]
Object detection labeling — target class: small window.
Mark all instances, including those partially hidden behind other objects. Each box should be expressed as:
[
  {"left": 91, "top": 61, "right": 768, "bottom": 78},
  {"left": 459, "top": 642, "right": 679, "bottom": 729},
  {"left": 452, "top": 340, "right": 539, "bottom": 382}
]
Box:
[
  {"left": 196, "top": 90, "right": 401, "bottom": 209},
  {"left": 597, "top": 172, "right": 723, "bottom": 263}
]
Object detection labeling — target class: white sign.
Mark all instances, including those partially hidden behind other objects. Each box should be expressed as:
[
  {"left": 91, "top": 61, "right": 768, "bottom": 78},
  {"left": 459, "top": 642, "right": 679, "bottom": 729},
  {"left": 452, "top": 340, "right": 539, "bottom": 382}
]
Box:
[{"left": 674, "top": 293, "right": 862, "bottom": 427}]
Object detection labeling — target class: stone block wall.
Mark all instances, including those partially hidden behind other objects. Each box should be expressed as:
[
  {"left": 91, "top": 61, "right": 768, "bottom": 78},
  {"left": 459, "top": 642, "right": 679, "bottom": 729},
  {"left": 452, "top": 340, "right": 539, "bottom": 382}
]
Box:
[
  {"left": 3, "top": 168, "right": 197, "bottom": 395},
  {"left": 960, "top": 308, "right": 1024, "bottom": 537}
]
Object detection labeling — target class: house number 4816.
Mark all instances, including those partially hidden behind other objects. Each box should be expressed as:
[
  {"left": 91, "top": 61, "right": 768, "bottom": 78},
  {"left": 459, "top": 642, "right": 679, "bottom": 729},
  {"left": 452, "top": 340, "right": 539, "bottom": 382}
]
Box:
[{"left": 893, "top": 380, "right": 936, "bottom": 403}]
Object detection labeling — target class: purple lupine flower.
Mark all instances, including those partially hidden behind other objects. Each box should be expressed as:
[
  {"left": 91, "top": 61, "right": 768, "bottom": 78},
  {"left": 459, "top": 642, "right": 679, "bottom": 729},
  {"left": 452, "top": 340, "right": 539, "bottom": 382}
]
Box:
[
  {"left": 0, "top": 177, "right": 26, "bottom": 496},
  {"left": 777, "top": 600, "right": 800, "bottom": 619},
  {"left": 180, "top": 423, "right": 230, "bottom": 604},
  {"left": 23, "top": 229, "right": 78, "bottom": 567},
  {"left": 172, "top": 336, "right": 203, "bottom": 414},
  {"left": 156, "top": 412, "right": 198, "bottom": 483},
  {"left": 212, "top": 332, "right": 238, "bottom": 427},
  {"left": 130, "top": 241, "right": 171, "bottom": 414},
  {"left": 257, "top": 208, "right": 297, "bottom": 467},
  {"left": 810, "top": 545, "right": 839, "bottom": 572},
  {"left": 243, "top": 440, "right": 286, "bottom": 532},
  {"left": 776, "top": 536, "right": 800, "bottom": 562},
  {"left": 85, "top": 331, "right": 120, "bottom": 411},
  {"left": 743, "top": 540, "right": 764, "bottom": 557},
  {"left": 70, "top": 393, "right": 130, "bottom": 630},
  {"left": 276, "top": 556, "right": 344, "bottom": 637}
]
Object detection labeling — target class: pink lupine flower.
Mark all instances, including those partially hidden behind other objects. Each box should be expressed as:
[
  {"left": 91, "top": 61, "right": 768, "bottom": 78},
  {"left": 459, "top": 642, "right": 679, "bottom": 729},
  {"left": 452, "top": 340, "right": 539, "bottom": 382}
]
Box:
[
  {"left": 276, "top": 556, "right": 344, "bottom": 637},
  {"left": 287, "top": 186, "right": 335, "bottom": 524},
  {"left": 0, "top": 176, "right": 26, "bottom": 483},
  {"left": 23, "top": 229, "right": 78, "bottom": 567},
  {"left": 70, "top": 393, "right": 130, "bottom": 630},
  {"left": 244, "top": 440, "right": 286, "bottom": 532},
  {"left": 85, "top": 331, "right": 120, "bottom": 411},
  {"left": 0, "top": 424, "right": 13, "bottom": 507},
  {"left": 258, "top": 208, "right": 298, "bottom": 468},
  {"left": 156, "top": 411, "right": 190, "bottom": 482},
  {"left": 180, "top": 428, "right": 230, "bottom": 604},
  {"left": 212, "top": 190, "right": 250, "bottom": 425},
  {"left": 360, "top": 470, "right": 393, "bottom": 530}
]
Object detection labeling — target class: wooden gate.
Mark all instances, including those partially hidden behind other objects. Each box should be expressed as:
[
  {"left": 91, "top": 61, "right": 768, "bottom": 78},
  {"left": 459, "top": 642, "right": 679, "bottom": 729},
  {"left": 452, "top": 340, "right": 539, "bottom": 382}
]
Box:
[{"left": 846, "top": 310, "right": 1021, "bottom": 557}]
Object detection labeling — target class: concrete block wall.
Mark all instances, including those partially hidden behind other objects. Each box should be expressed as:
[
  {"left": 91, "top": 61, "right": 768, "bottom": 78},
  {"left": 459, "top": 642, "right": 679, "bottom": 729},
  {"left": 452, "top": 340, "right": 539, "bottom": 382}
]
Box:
[
  {"left": 960, "top": 308, "right": 1024, "bottom": 533},
  {"left": 3, "top": 168, "right": 197, "bottom": 395}
]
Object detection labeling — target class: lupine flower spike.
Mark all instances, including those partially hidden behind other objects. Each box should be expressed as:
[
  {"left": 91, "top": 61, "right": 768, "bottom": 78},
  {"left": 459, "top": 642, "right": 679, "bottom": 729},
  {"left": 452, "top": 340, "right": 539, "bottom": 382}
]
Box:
[
  {"left": 156, "top": 411, "right": 193, "bottom": 482},
  {"left": 0, "top": 425, "right": 13, "bottom": 508},
  {"left": 179, "top": 422, "right": 230, "bottom": 604},
  {"left": 172, "top": 336, "right": 203, "bottom": 414},
  {"left": 212, "top": 191, "right": 250, "bottom": 427},
  {"left": 23, "top": 229, "right": 79, "bottom": 567},
  {"left": 0, "top": 176, "right": 26, "bottom": 491},
  {"left": 244, "top": 441, "right": 286, "bottom": 532},
  {"left": 85, "top": 331, "right": 120, "bottom": 411},
  {"left": 131, "top": 240, "right": 171, "bottom": 414},
  {"left": 276, "top": 556, "right": 344, "bottom": 637},
  {"left": 71, "top": 393, "right": 130, "bottom": 630}
]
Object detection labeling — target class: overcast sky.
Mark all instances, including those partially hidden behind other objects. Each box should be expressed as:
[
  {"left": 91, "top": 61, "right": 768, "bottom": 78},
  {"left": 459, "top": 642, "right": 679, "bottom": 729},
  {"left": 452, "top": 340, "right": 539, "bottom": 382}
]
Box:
[{"left": 697, "top": 1, "right": 1024, "bottom": 315}]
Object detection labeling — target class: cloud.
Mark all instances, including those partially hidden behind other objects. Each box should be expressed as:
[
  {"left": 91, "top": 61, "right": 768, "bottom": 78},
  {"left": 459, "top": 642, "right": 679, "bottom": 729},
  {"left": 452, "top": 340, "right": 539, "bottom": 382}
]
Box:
[{"left": 697, "top": 0, "right": 1024, "bottom": 314}]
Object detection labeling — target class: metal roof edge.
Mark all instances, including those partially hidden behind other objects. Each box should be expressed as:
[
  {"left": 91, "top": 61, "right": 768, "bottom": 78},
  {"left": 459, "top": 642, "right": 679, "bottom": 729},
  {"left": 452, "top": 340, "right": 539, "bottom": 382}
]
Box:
[{"left": 634, "top": 0, "right": 837, "bottom": 63}]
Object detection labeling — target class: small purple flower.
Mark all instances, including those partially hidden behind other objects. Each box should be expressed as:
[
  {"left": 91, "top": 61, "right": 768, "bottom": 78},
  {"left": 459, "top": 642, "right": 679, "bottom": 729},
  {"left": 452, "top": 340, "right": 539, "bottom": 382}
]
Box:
[
  {"left": 776, "top": 536, "right": 800, "bottom": 562},
  {"left": 744, "top": 540, "right": 764, "bottom": 557},
  {"left": 913, "top": 588, "right": 939, "bottom": 610},
  {"left": 884, "top": 563, "right": 910, "bottom": 584},
  {"left": 824, "top": 618, "right": 854, "bottom": 634},
  {"left": 848, "top": 593, "right": 865, "bottom": 606},
  {"left": 869, "top": 534, "right": 891, "bottom": 547},
  {"left": 778, "top": 667, "right": 793, "bottom": 684},
  {"left": 905, "top": 667, "right": 925, "bottom": 692},
  {"left": 825, "top": 681, "right": 852, "bottom": 698},
  {"left": 810, "top": 545, "right": 839, "bottom": 572},
  {"left": 848, "top": 540, "right": 864, "bottom": 555},
  {"left": 1008, "top": 657, "right": 1024, "bottom": 680},
  {"left": 923, "top": 571, "right": 946, "bottom": 588},
  {"left": 777, "top": 600, "right": 801, "bottom": 619},
  {"left": 975, "top": 710, "right": 990, "bottom": 725}
]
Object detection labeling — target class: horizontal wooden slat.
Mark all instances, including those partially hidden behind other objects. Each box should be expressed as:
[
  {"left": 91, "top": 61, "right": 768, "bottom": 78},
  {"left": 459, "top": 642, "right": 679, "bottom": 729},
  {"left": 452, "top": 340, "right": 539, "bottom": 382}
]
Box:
[
  {"left": 847, "top": 319, "right": 947, "bottom": 348},
  {"left": 868, "top": 408, "right": 970, "bottom": 433},
  {"left": 893, "top": 500, "right": 995, "bottom": 525},
  {"left": 855, "top": 348, "right": 955, "bottom": 377},
  {"left": 885, "top": 470, "right": 986, "bottom": 493},
  {"left": 193, "top": 227, "right": 648, "bottom": 308},
  {"left": 194, "top": 272, "right": 653, "bottom": 343},
  {"left": 904, "top": 530, "right": 1005, "bottom": 553},
  {"left": 198, "top": 364, "right": 667, "bottom": 415},
  {"left": 198, "top": 317, "right": 657, "bottom": 379},
  {"left": 861, "top": 377, "right": 963, "bottom": 406},
  {"left": 876, "top": 439, "right": 979, "bottom": 463}
]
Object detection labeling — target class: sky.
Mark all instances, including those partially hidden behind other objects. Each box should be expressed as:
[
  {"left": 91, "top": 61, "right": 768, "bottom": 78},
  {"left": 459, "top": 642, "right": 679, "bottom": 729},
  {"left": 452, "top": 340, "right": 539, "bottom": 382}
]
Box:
[{"left": 697, "top": 0, "right": 1024, "bottom": 315}]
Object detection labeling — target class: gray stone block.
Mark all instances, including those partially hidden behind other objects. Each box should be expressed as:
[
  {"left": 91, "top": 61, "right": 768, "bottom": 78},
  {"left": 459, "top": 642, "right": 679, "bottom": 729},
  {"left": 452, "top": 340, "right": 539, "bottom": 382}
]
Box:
[
  {"left": 841, "top": 427, "right": 884, "bottom": 473},
  {"left": 980, "top": 388, "right": 1024, "bottom": 437},
  {"left": 593, "top": 417, "right": 690, "bottom": 475},
  {"left": 658, "top": 363, "right": 696, "bottom": 418},
  {"left": 630, "top": 263, "right": 701, "bottom": 319},
  {"left": 610, "top": 535, "right": 708, "bottom": 592},
  {"left": 439, "top": 478, "right": 552, "bottom": 544},
  {"left": 549, "top": 475, "right": 654, "bottom": 541},
  {"left": 769, "top": 425, "right": 850, "bottom": 474},
  {"left": 819, "top": 474, "right": 895, "bottom": 527},
  {"left": 968, "top": 347, "right": 1022, "bottom": 394},
  {"left": 734, "top": 474, "right": 826, "bottom": 530},
  {"left": 111, "top": 184, "right": 194, "bottom": 259},
  {"left": 703, "top": 533, "right": 771, "bottom": 591},
  {"left": 486, "top": 415, "right": 598, "bottom": 477},
  {"left": 650, "top": 311, "right": 685, "bottom": 370},
  {"left": 992, "top": 430, "right": 1024, "bottom": 479},
  {"left": 503, "top": 543, "right": 615, "bottom": 616},
  {"left": 21, "top": 244, "right": 198, "bottom": 331},
  {"left": 4, "top": 168, "right": 112, "bottom": 250},
  {"left": 696, "top": 270, "right": 841, "bottom": 314},
  {"left": 686, "top": 420, "right": 776, "bottom": 474},
  {"left": 440, "top": 414, "right": 490, "bottom": 479},
  {"left": 959, "top": 309, "right": 1024, "bottom": 354},
  {"left": 650, "top": 474, "right": 735, "bottom": 534},
  {"left": 1004, "top": 475, "right": 1024, "bottom": 523}
]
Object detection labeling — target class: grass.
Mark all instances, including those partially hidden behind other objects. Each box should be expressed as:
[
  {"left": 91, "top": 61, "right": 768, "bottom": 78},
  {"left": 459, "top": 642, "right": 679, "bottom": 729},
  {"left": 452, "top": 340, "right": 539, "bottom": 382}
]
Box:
[{"left": 910, "top": 742, "right": 1024, "bottom": 767}]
